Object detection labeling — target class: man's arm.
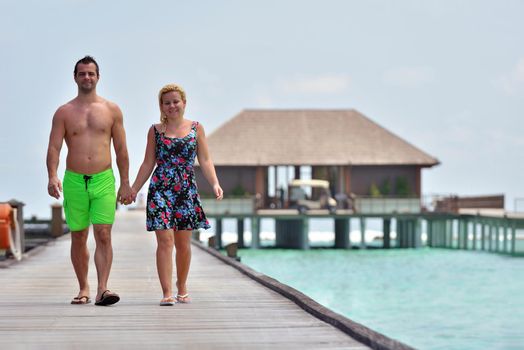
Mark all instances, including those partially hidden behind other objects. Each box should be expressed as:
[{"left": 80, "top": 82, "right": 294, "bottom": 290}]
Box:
[
  {"left": 111, "top": 104, "right": 133, "bottom": 204},
  {"left": 46, "top": 109, "right": 66, "bottom": 199}
]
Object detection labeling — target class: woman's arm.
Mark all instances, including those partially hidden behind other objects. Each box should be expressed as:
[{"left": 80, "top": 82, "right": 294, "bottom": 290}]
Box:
[
  {"left": 196, "top": 123, "right": 223, "bottom": 200},
  {"left": 131, "top": 126, "right": 157, "bottom": 196}
]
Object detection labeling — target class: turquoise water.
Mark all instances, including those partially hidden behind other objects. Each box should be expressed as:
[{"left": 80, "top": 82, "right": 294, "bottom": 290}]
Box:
[{"left": 239, "top": 248, "right": 524, "bottom": 350}]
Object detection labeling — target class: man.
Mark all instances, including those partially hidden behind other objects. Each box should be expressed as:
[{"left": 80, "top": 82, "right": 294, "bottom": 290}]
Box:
[{"left": 46, "top": 56, "right": 134, "bottom": 306}]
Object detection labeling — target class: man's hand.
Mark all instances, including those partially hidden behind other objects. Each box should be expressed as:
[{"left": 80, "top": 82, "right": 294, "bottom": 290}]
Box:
[
  {"left": 118, "top": 183, "right": 135, "bottom": 205},
  {"left": 48, "top": 177, "right": 62, "bottom": 199}
]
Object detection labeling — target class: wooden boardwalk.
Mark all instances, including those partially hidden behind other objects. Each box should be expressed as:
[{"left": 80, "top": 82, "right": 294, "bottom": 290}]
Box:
[{"left": 0, "top": 211, "right": 372, "bottom": 349}]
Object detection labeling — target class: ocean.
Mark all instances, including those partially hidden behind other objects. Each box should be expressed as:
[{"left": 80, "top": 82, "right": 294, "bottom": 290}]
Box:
[{"left": 199, "top": 218, "right": 524, "bottom": 350}]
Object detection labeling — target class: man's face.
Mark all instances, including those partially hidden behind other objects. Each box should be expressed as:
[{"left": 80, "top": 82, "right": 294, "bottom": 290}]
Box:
[{"left": 74, "top": 63, "right": 99, "bottom": 92}]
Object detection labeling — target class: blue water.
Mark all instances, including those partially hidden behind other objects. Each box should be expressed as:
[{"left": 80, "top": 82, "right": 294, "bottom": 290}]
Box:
[{"left": 239, "top": 248, "right": 524, "bottom": 350}]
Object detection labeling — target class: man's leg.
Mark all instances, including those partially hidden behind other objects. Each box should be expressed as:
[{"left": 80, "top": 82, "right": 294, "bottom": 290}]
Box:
[
  {"left": 89, "top": 169, "right": 118, "bottom": 304},
  {"left": 93, "top": 224, "right": 115, "bottom": 301},
  {"left": 63, "top": 170, "right": 91, "bottom": 302},
  {"left": 174, "top": 230, "right": 192, "bottom": 301},
  {"left": 71, "top": 228, "right": 90, "bottom": 298}
]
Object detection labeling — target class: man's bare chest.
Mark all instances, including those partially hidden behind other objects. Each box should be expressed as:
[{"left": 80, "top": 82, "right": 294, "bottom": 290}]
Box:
[{"left": 65, "top": 108, "right": 113, "bottom": 137}]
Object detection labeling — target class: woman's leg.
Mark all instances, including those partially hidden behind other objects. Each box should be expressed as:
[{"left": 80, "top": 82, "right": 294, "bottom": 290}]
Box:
[
  {"left": 155, "top": 229, "right": 175, "bottom": 298},
  {"left": 174, "top": 230, "right": 192, "bottom": 298}
]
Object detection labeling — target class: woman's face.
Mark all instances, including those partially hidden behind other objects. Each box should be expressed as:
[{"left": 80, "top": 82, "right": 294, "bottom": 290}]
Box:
[{"left": 161, "top": 90, "right": 186, "bottom": 119}]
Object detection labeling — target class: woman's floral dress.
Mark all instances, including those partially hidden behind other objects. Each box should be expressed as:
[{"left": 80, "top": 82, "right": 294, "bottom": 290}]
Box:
[{"left": 146, "top": 121, "right": 210, "bottom": 231}]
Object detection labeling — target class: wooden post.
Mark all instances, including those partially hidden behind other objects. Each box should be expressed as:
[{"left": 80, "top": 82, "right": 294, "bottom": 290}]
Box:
[
  {"left": 208, "top": 236, "right": 217, "bottom": 249},
  {"left": 51, "top": 204, "right": 64, "bottom": 238},
  {"left": 225, "top": 242, "right": 240, "bottom": 261},
  {"left": 237, "top": 218, "right": 245, "bottom": 248},
  {"left": 7, "top": 199, "right": 25, "bottom": 253}
]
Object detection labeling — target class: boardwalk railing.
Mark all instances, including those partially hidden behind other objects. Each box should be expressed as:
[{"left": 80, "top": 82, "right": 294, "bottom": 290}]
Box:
[{"left": 203, "top": 210, "right": 524, "bottom": 256}]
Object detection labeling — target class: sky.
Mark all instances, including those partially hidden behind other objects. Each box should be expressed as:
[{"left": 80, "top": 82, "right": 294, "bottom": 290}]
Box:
[{"left": 1, "top": 0, "right": 523, "bottom": 218}]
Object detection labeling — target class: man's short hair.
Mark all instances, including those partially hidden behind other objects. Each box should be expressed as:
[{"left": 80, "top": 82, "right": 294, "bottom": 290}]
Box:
[{"left": 74, "top": 55, "right": 100, "bottom": 77}]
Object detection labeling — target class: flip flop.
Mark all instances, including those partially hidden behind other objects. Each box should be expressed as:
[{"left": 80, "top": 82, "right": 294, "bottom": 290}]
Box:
[
  {"left": 176, "top": 294, "right": 191, "bottom": 304},
  {"left": 95, "top": 290, "right": 120, "bottom": 306},
  {"left": 159, "top": 297, "right": 176, "bottom": 306},
  {"left": 71, "top": 296, "right": 91, "bottom": 305}
]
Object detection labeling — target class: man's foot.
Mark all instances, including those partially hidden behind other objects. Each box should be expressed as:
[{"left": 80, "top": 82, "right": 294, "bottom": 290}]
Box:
[
  {"left": 95, "top": 290, "right": 120, "bottom": 306},
  {"left": 71, "top": 296, "right": 91, "bottom": 305}
]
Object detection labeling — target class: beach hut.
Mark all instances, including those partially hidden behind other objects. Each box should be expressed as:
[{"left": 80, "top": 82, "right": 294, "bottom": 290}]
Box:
[{"left": 195, "top": 109, "right": 439, "bottom": 213}]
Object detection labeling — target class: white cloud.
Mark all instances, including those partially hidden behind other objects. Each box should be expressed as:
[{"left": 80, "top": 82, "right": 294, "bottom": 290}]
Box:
[
  {"left": 276, "top": 74, "right": 351, "bottom": 94},
  {"left": 494, "top": 58, "right": 524, "bottom": 95},
  {"left": 383, "top": 66, "right": 436, "bottom": 88}
]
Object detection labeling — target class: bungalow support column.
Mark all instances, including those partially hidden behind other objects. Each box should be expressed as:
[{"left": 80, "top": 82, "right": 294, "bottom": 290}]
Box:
[
  {"left": 511, "top": 221, "right": 516, "bottom": 256},
  {"left": 383, "top": 218, "right": 391, "bottom": 248},
  {"left": 414, "top": 218, "right": 422, "bottom": 248},
  {"left": 215, "top": 218, "right": 223, "bottom": 249},
  {"left": 426, "top": 219, "right": 433, "bottom": 247},
  {"left": 359, "top": 217, "right": 366, "bottom": 249},
  {"left": 237, "top": 218, "right": 245, "bottom": 248},
  {"left": 334, "top": 218, "right": 350, "bottom": 249},
  {"left": 251, "top": 217, "right": 260, "bottom": 249}
]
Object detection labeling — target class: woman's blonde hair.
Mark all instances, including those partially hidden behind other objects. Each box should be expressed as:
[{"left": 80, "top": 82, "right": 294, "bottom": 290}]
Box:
[{"left": 158, "top": 83, "right": 187, "bottom": 124}]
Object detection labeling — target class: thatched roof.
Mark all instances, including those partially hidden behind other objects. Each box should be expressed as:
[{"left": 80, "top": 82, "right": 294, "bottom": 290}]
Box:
[{"left": 205, "top": 109, "right": 439, "bottom": 167}]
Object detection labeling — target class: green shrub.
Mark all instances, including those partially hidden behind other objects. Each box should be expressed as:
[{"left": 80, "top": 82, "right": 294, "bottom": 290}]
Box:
[
  {"left": 394, "top": 176, "right": 410, "bottom": 196},
  {"left": 369, "top": 183, "right": 381, "bottom": 197},
  {"left": 380, "top": 178, "right": 391, "bottom": 195}
]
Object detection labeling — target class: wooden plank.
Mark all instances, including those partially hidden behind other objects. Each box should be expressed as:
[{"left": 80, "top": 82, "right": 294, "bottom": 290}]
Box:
[{"left": 0, "top": 211, "right": 372, "bottom": 349}]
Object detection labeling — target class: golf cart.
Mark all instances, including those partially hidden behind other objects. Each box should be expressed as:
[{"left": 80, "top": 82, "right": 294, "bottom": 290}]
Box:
[{"left": 288, "top": 179, "right": 337, "bottom": 214}]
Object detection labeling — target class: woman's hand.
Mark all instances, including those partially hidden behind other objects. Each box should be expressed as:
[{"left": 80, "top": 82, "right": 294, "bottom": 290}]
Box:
[{"left": 213, "top": 184, "right": 223, "bottom": 200}]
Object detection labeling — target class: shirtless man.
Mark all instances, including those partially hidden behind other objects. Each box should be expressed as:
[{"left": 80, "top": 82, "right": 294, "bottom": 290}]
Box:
[{"left": 46, "top": 56, "right": 134, "bottom": 306}]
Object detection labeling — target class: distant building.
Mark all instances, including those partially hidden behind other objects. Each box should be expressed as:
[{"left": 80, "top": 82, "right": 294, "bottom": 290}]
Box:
[{"left": 195, "top": 109, "right": 439, "bottom": 209}]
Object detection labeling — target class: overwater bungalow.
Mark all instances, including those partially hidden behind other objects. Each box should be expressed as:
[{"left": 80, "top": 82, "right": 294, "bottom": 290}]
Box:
[{"left": 195, "top": 109, "right": 439, "bottom": 213}]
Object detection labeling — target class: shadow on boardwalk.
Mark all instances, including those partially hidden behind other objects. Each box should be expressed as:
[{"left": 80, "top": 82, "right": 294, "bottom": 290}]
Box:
[{"left": 0, "top": 211, "right": 411, "bottom": 349}]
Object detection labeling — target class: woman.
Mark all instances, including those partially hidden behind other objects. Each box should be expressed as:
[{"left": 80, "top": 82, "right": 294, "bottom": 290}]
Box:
[{"left": 132, "top": 83, "right": 223, "bottom": 306}]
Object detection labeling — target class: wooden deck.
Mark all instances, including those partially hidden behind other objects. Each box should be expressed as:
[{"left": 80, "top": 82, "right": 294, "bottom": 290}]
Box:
[{"left": 0, "top": 210, "right": 372, "bottom": 349}]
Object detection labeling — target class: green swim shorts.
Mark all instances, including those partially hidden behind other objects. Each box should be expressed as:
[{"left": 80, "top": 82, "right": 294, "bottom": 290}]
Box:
[{"left": 63, "top": 168, "right": 116, "bottom": 231}]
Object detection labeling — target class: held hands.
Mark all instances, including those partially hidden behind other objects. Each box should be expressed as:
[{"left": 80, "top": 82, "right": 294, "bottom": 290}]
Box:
[
  {"left": 47, "top": 177, "right": 62, "bottom": 199},
  {"left": 118, "top": 183, "right": 136, "bottom": 205},
  {"left": 213, "top": 184, "right": 224, "bottom": 201}
]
